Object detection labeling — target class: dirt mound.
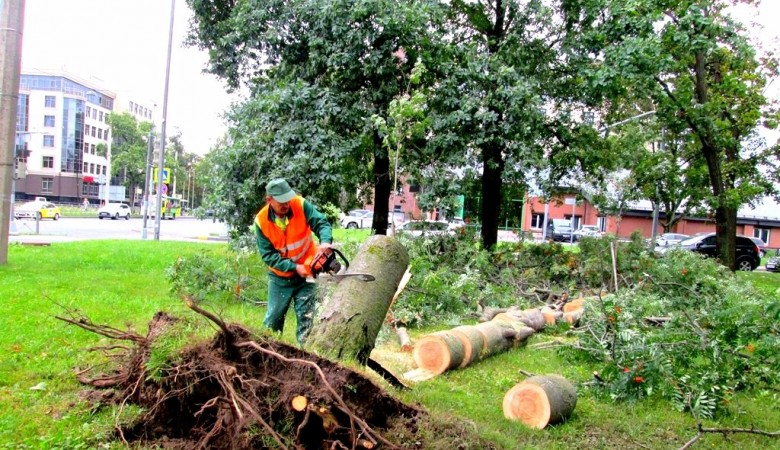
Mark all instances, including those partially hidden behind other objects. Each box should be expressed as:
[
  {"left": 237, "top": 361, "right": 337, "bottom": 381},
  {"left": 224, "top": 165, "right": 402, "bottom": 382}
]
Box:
[{"left": 62, "top": 310, "right": 423, "bottom": 449}]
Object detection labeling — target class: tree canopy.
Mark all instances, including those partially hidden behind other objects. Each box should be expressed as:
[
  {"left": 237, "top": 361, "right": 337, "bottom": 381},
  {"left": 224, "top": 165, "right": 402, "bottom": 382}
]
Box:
[{"left": 186, "top": 0, "right": 778, "bottom": 261}]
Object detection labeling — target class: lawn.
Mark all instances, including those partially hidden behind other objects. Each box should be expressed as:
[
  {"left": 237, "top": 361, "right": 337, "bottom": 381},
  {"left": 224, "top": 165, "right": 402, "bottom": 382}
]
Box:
[{"left": 1, "top": 237, "right": 778, "bottom": 449}]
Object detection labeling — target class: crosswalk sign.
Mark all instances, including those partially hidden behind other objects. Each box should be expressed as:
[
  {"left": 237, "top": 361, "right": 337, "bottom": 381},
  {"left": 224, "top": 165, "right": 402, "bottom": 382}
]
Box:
[{"left": 153, "top": 167, "right": 171, "bottom": 184}]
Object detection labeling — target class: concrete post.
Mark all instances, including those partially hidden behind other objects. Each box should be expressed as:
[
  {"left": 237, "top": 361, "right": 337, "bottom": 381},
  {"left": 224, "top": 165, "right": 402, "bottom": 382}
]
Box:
[{"left": 0, "top": 0, "right": 26, "bottom": 265}]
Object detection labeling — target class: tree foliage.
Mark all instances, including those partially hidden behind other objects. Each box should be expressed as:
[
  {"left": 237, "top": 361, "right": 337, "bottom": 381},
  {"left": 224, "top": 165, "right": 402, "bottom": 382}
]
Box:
[
  {"left": 565, "top": 0, "right": 780, "bottom": 269},
  {"left": 108, "top": 112, "right": 153, "bottom": 207}
]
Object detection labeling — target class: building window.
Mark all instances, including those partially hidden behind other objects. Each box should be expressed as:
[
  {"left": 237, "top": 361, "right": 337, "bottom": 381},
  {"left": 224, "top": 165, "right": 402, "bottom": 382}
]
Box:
[
  {"left": 43, "top": 135, "right": 55, "bottom": 147},
  {"left": 91, "top": 126, "right": 96, "bottom": 137},
  {"left": 86, "top": 106, "right": 91, "bottom": 117},
  {"left": 531, "top": 213, "right": 546, "bottom": 229},
  {"left": 102, "top": 165, "right": 106, "bottom": 175},
  {"left": 91, "top": 144, "right": 96, "bottom": 155},
  {"left": 83, "top": 162, "right": 88, "bottom": 173},
  {"left": 597, "top": 216, "right": 606, "bottom": 231},
  {"left": 99, "top": 111, "right": 103, "bottom": 121},
  {"left": 754, "top": 228, "right": 770, "bottom": 244},
  {"left": 42, "top": 156, "right": 54, "bottom": 168},
  {"left": 98, "top": 129, "right": 103, "bottom": 139},
  {"left": 89, "top": 163, "right": 95, "bottom": 174},
  {"left": 42, "top": 177, "right": 53, "bottom": 193},
  {"left": 564, "top": 215, "right": 582, "bottom": 230},
  {"left": 44, "top": 95, "right": 56, "bottom": 107},
  {"left": 92, "top": 109, "right": 97, "bottom": 119},
  {"left": 44, "top": 115, "right": 55, "bottom": 127}
]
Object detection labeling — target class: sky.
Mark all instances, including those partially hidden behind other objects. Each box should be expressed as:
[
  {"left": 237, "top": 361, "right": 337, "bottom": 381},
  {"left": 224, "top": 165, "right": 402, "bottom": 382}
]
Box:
[
  {"left": 18, "top": 0, "right": 780, "bottom": 215},
  {"left": 21, "top": 0, "right": 236, "bottom": 156}
]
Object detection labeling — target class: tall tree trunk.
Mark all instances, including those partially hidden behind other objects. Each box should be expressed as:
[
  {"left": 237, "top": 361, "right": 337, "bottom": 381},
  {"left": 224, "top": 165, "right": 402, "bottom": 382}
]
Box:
[
  {"left": 480, "top": 144, "right": 504, "bottom": 250},
  {"left": 306, "top": 235, "right": 409, "bottom": 363},
  {"left": 372, "top": 132, "right": 390, "bottom": 235},
  {"left": 715, "top": 204, "right": 737, "bottom": 271}
]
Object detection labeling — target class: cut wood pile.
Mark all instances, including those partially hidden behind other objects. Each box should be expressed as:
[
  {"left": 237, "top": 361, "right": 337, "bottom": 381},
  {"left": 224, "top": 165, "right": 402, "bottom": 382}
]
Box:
[{"left": 407, "top": 295, "right": 588, "bottom": 380}]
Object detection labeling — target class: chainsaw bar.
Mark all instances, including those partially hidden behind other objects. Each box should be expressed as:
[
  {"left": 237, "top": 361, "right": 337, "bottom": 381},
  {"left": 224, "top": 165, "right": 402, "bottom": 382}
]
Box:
[{"left": 318, "top": 273, "right": 375, "bottom": 283}]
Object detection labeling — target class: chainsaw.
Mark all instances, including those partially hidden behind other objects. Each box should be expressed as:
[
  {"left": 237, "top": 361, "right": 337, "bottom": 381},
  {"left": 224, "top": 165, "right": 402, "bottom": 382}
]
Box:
[{"left": 305, "top": 248, "right": 375, "bottom": 283}]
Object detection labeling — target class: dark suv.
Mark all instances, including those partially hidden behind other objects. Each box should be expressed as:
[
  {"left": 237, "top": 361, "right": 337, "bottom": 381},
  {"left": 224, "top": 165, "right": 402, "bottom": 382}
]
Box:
[{"left": 676, "top": 232, "right": 761, "bottom": 271}]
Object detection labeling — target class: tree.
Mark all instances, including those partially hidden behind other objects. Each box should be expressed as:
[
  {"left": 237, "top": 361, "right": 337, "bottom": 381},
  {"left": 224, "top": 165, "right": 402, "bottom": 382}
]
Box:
[
  {"left": 108, "top": 112, "right": 153, "bottom": 208},
  {"left": 186, "top": 0, "right": 440, "bottom": 234},
  {"left": 565, "top": 0, "right": 780, "bottom": 269}
]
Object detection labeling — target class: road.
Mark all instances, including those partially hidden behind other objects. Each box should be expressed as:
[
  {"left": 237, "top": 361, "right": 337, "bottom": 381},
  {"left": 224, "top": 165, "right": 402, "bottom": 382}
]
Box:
[{"left": 9, "top": 216, "right": 230, "bottom": 244}]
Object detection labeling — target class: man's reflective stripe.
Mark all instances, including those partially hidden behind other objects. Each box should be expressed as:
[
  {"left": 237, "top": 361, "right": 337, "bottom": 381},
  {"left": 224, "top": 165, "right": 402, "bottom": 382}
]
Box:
[
  {"left": 284, "top": 236, "right": 310, "bottom": 253},
  {"left": 289, "top": 239, "right": 312, "bottom": 263}
]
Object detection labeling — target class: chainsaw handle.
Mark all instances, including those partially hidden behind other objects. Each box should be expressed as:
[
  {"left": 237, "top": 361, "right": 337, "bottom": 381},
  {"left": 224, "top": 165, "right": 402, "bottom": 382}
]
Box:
[
  {"left": 330, "top": 248, "right": 349, "bottom": 271},
  {"left": 307, "top": 247, "right": 350, "bottom": 277}
]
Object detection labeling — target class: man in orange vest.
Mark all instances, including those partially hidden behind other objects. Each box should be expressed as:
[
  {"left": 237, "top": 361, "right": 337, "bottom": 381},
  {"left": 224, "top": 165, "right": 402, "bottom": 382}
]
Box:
[{"left": 254, "top": 178, "right": 333, "bottom": 345}]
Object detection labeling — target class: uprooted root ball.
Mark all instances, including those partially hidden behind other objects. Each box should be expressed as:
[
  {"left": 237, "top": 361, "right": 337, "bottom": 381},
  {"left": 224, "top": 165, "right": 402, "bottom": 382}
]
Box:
[{"left": 64, "top": 311, "right": 422, "bottom": 449}]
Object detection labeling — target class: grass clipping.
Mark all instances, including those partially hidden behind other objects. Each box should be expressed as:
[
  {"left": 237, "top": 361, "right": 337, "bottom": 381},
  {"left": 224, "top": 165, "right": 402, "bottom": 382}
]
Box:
[{"left": 56, "top": 300, "right": 427, "bottom": 450}]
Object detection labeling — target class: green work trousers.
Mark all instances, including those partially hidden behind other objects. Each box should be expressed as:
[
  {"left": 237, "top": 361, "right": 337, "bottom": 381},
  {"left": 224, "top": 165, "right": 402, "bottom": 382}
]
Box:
[{"left": 264, "top": 273, "right": 316, "bottom": 345}]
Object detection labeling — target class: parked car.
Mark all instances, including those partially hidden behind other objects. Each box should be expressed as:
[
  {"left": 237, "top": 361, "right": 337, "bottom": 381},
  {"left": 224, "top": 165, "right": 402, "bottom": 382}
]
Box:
[
  {"left": 340, "top": 209, "right": 373, "bottom": 229},
  {"left": 654, "top": 233, "right": 691, "bottom": 248},
  {"left": 673, "top": 232, "right": 760, "bottom": 271},
  {"left": 394, "top": 220, "right": 453, "bottom": 237},
  {"left": 546, "top": 219, "right": 573, "bottom": 242},
  {"left": 98, "top": 203, "right": 132, "bottom": 220},
  {"left": 572, "top": 225, "right": 603, "bottom": 241},
  {"left": 747, "top": 237, "right": 768, "bottom": 258},
  {"left": 14, "top": 201, "right": 60, "bottom": 220},
  {"left": 766, "top": 254, "right": 780, "bottom": 272}
]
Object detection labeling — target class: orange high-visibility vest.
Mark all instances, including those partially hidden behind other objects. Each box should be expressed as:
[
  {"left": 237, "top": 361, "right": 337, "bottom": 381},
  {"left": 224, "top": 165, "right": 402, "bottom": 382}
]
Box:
[{"left": 255, "top": 196, "right": 317, "bottom": 277}]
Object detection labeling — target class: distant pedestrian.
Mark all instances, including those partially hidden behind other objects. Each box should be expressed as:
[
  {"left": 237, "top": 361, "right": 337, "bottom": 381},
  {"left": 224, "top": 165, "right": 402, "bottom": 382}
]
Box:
[{"left": 82, "top": 198, "right": 89, "bottom": 211}]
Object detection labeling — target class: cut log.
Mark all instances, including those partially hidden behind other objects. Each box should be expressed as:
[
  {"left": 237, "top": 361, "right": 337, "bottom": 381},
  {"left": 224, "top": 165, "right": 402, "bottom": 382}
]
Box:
[
  {"left": 412, "top": 331, "right": 465, "bottom": 375},
  {"left": 450, "top": 326, "right": 487, "bottom": 367},
  {"left": 395, "top": 326, "right": 413, "bottom": 352},
  {"left": 540, "top": 306, "right": 562, "bottom": 325},
  {"left": 306, "top": 235, "right": 410, "bottom": 364},
  {"left": 479, "top": 306, "right": 510, "bottom": 322},
  {"left": 474, "top": 322, "right": 514, "bottom": 358},
  {"left": 502, "top": 374, "right": 577, "bottom": 429},
  {"left": 562, "top": 297, "right": 584, "bottom": 313},
  {"left": 563, "top": 308, "right": 584, "bottom": 326},
  {"left": 291, "top": 395, "right": 308, "bottom": 412},
  {"left": 514, "top": 308, "right": 546, "bottom": 331}
]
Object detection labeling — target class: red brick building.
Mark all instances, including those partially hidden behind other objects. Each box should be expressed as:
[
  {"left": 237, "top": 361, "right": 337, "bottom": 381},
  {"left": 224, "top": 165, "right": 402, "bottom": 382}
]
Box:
[{"left": 522, "top": 193, "right": 780, "bottom": 250}]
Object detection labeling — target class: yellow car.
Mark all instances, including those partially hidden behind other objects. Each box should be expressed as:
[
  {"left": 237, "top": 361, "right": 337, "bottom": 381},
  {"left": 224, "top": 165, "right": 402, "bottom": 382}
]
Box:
[{"left": 14, "top": 201, "right": 61, "bottom": 220}]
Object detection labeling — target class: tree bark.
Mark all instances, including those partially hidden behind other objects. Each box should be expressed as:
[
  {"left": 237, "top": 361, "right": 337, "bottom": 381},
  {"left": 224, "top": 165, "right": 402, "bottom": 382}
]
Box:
[
  {"left": 306, "top": 235, "right": 409, "bottom": 364},
  {"left": 502, "top": 374, "right": 578, "bottom": 429},
  {"left": 372, "top": 131, "right": 391, "bottom": 235},
  {"left": 480, "top": 143, "right": 504, "bottom": 250}
]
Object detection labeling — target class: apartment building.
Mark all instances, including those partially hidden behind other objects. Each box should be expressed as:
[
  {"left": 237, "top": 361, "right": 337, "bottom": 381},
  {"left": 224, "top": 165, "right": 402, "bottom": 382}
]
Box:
[
  {"left": 14, "top": 70, "right": 115, "bottom": 204},
  {"left": 14, "top": 70, "right": 157, "bottom": 205}
]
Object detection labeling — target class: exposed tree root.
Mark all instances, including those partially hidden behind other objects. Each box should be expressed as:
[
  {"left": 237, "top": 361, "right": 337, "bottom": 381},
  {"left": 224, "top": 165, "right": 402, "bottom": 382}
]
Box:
[{"left": 57, "top": 301, "right": 423, "bottom": 449}]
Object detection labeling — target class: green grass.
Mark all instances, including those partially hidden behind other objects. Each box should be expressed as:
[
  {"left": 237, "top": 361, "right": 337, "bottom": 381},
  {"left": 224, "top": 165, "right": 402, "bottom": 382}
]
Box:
[{"left": 1, "top": 237, "right": 778, "bottom": 449}]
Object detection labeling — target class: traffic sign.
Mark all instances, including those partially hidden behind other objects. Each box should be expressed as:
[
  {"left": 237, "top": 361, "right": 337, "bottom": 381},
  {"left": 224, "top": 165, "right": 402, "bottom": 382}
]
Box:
[{"left": 153, "top": 167, "right": 171, "bottom": 184}]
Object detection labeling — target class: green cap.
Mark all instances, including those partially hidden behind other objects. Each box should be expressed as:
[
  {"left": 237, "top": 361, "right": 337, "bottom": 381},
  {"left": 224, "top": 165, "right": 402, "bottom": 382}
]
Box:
[{"left": 266, "top": 178, "right": 296, "bottom": 203}]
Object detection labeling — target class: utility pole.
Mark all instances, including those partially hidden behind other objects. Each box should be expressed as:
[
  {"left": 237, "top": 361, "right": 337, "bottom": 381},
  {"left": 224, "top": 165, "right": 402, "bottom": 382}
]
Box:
[
  {"left": 0, "top": 0, "right": 26, "bottom": 265},
  {"left": 154, "top": 0, "right": 175, "bottom": 240},
  {"left": 141, "top": 129, "right": 154, "bottom": 239}
]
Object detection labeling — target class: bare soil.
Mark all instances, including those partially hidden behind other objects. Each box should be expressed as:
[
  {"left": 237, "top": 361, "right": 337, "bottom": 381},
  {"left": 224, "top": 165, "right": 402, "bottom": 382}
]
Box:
[{"left": 62, "top": 310, "right": 430, "bottom": 449}]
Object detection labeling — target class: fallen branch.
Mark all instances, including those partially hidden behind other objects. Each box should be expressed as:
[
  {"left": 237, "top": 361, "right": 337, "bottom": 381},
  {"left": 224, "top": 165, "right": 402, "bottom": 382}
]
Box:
[{"left": 679, "top": 424, "right": 780, "bottom": 450}]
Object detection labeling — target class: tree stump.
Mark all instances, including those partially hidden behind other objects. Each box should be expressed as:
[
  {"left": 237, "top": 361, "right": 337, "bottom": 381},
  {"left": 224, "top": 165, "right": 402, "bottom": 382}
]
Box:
[
  {"left": 502, "top": 374, "right": 577, "bottom": 429},
  {"left": 306, "top": 235, "right": 410, "bottom": 363}
]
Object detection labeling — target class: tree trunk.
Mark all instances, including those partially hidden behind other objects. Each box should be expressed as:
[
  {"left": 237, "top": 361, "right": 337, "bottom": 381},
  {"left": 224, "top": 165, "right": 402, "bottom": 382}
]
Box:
[
  {"left": 305, "top": 235, "right": 409, "bottom": 364},
  {"left": 502, "top": 374, "right": 577, "bottom": 429},
  {"left": 372, "top": 132, "right": 390, "bottom": 235},
  {"left": 480, "top": 143, "right": 504, "bottom": 250},
  {"left": 715, "top": 204, "right": 737, "bottom": 271}
]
